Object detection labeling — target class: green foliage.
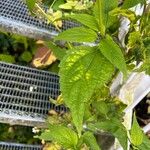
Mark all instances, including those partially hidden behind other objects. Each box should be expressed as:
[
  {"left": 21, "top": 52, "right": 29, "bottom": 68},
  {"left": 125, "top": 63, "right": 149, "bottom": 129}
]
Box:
[
  {"left": 138, "top": 59, "right": 150, "bottom": 75},
  {"left": 59, "top": 47, "right": 114, "bottom": 135},
  {"left": 106, "top": 99, "right": 127, "bottom": 120},
  {"left": 99, "top": 34, "right": 127, "bottom": 76},
  {"left": 51, "top": 0, "right": 65, "bottom": 10},
  {"left": 127, "top": 31, "right": 141, "bottom": 49},
  {"left": 92, "top": 101, "right": 109, "bottom": 117},
  {"left": 122, "top": 0, "right": 145, "bottom": 9},
  {"left": 137, "top": 135, "right": 150, "bottom": 150},
  {"left": 0, "top": 124, "right": 39, "bottom": 144},
  {"left": 55, "top": 27, "right": 97, "bottom": 43},
  {"left": 68, "top": 14, "right": 99, "bottom": 31},
  {"left": 33, "top": 0, "right": 150, "bottom": 149},
  {"left": 82, "top": 132, "right": 101, "bottom": 150},
  {"left": 0, "top": 32, "right": 35, "bottom": 64},
  {"left": 37, "top": 125, "right": 78, "bottom": 149},
  {"left": 89, "top": 118, "right": 128, "bottom": 150},
  {"left": 93, "top": 0, "right": 105, "bottom": 35},
  {"left": 58, "top": 0, "right": 93, "bottom": 11},
  {"left": 20, "top": 51, "right": 32, "bottom": 62},
  {"left": 130, "top": 114, "right": 143, "bottom": 146},
  {"left": 45, "top": 41, "right": 66, "bottom": 60},
  {"left": 110, "top": 8, "right": 136, "bottom": 21},
  {"left": 26, "top": 0, "right": 36, "bottom": 11},
  {"left": 11, "top": 34, "right": 28, "bottom": 50},
  {"left": 93, "top": 0, "right": 118, "bottom": 35},
  {"left": 0, "top": 54, "right": 15, "bottom": 63}
]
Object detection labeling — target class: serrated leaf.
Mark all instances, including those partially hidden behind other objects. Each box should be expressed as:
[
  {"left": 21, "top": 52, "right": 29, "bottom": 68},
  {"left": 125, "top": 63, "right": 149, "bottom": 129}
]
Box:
[
  {"left": 0, "top": 54, "right": 15, "bottom": 63},
  {"left": 59, "top": 47, "right": 114, "bottom": 135},
  {"left": 130, "top": 114, "right": 143, "bottom": 146},
  {"left": 55, "top": 27, "right": 97, "bottom": 43},
  {"left": 82, "top": 132, "right": 101, "bottom": 150},
  {"left": 68, "top": 14, "right": 99, "bottom": 31},
  {"left": 89, "top": 118, "right": 128, "bottom": 150},
  {"left": 26, "top": 0, "right": 36, "bottom": 11},
  {"left": 38, "top": 125, "right": 78, "bottom": 149},
  {"left": 93, "top": 0, "right": 118, "bottom": 35},
  {"left": 137, "top": 135, "right": 150, "bottom": 150},
  {"left": 45, "top": 41, "right": 66, "bottom": 60},
  {"left": 122, "top": 0, "right": 145, "bottom": 9},
  {"left": 93, "top": 0, "right": 105, "bottom": 35},
  {"left": 99, "top": 34, "right": 127, "bottom": 76}
]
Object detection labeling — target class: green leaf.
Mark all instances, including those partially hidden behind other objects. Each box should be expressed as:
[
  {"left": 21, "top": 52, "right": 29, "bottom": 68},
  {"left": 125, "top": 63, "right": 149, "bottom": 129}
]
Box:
[
  {"left": 20, "top": 51, "right": 32, "bottom": 62},
  {"left": 59, "top": 1, "right": 75, "bottom": 10},
  {"left": 26, "top": 0, "right": 36, "bottom": 11},
  {"left": 93, "top": 0, "right": 105, "bottom": 35},
  {"left": 0, "top": 54, "right": 15, "bottom": 63},
  {"left": 90, "top": 119, "right": 128, "bottom": 150},
  {"left": 93, "top": 0, "right": 118, "bottom": 35},
  {"left": 38, "top": 125, "right": 78, "bottom": 149},
  {"left": 130, "top": 114, "right": 143, "bottom": 146},
  {"left": 122, "top": 0, "right": 145, "bottom": 9},
  {"left": 55, "top": 27, "right": 97, "bottom": 43},
  {"left": 60, "top": 47, "right": 114, "bottom": 135},
  {"left": 93, "top": 101, "right": 109, "bottom": 116},
  {"left": 138, "top": 59, "right": 150, "bottom": 75},
  {"left": 109, "top": 8, "right": 136, "bottom": 21},
  {"left": 45, "top": 41, "right": 66, "bottom": 60},
  {"left": 68, "top": 14, "right": 99, "bottom": 31},
  {"left": 137, "top": 135, "right": 150, "bottom": 150},
  {"left": 99, "top": 34, "right": 127, "bottom": 76},
  {"left": 127, "top": 31, "right": 141, "bottom": 48},
  {"left": 82, "top": 132, "right": 101, "bottom": 150},
  {"left": 52, "top": 0, "right": 65, "bottom": 10},
  {"left": 12, "top": 34, "right": 28, "bottom": 50}
]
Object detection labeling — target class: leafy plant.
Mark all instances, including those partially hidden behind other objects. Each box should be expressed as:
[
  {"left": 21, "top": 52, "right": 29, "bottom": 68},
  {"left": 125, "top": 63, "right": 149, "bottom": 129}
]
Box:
[
  {"left": 26, "top": 0, "right": 150, "bottom": 149},
  {"left": 0, "top": 32, "right": 36, "bottom": 64},
  {"left": 0, "top": 123, "right": 40, "bottom": 144}
]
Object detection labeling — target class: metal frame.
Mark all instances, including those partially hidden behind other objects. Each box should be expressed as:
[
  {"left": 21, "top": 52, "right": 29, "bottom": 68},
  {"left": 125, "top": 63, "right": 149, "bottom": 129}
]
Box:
[
  {"left": 0, "top": 0, "right": 79, "bottom": 39},
  {"left": 0, "top": 142, "right": 42, "bottom": 150},
  {"left": 0, "top": 61, "right": 66, "bottom": 127}
]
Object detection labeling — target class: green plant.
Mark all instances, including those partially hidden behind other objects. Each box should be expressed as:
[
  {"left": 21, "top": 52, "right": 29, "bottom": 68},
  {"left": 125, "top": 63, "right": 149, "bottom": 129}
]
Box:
[
  {"left": 0, "top": 32, "right": 36, "bottom": 64},
  {"left": 0, "top": 123, "right": 40, "bottom": 144},
  {"left": 26, "top": 0, "right": 150, "bottom": 149}
]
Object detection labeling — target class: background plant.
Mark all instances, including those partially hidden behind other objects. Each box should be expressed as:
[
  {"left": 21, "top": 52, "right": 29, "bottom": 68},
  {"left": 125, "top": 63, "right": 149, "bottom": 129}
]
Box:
[{"left": 0, "top": 32, "right": 36, "bottom": 64}]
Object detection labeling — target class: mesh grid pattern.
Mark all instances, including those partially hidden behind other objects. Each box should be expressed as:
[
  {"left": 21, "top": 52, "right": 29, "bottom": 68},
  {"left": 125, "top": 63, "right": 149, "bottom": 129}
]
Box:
[
  {"left": 0, "top": 142, "right": 42, "bottom": 150},
  {"left": 0, "top": 61, "right": 66, "bottom": 126},
  {"left": 0, "top": 0, "right": 80, "bottom": 39}
]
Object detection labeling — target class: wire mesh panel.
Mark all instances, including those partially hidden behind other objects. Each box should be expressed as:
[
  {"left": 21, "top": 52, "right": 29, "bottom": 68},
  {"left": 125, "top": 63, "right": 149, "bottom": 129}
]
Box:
[
  {"left": 0, "top": 142, "right": 42, "bottom": 150},
  {"left": 0, "top": 0, "right": 80, "bottom": 39},
  {"left": 0, "top": 61, "right": 66, "bottom": 127}
]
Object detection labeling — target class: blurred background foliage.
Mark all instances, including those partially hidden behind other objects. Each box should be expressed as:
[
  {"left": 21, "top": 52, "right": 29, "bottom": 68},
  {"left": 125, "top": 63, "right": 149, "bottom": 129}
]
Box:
[
  {"left": 0, "top": 123, "right": 40, "bottom": 144},
  {"left": 0, "top": 31, "right": 36, "bottom": 64},
  {"left": 0, "top": 31, "right": 59, "bottom": 73}
]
